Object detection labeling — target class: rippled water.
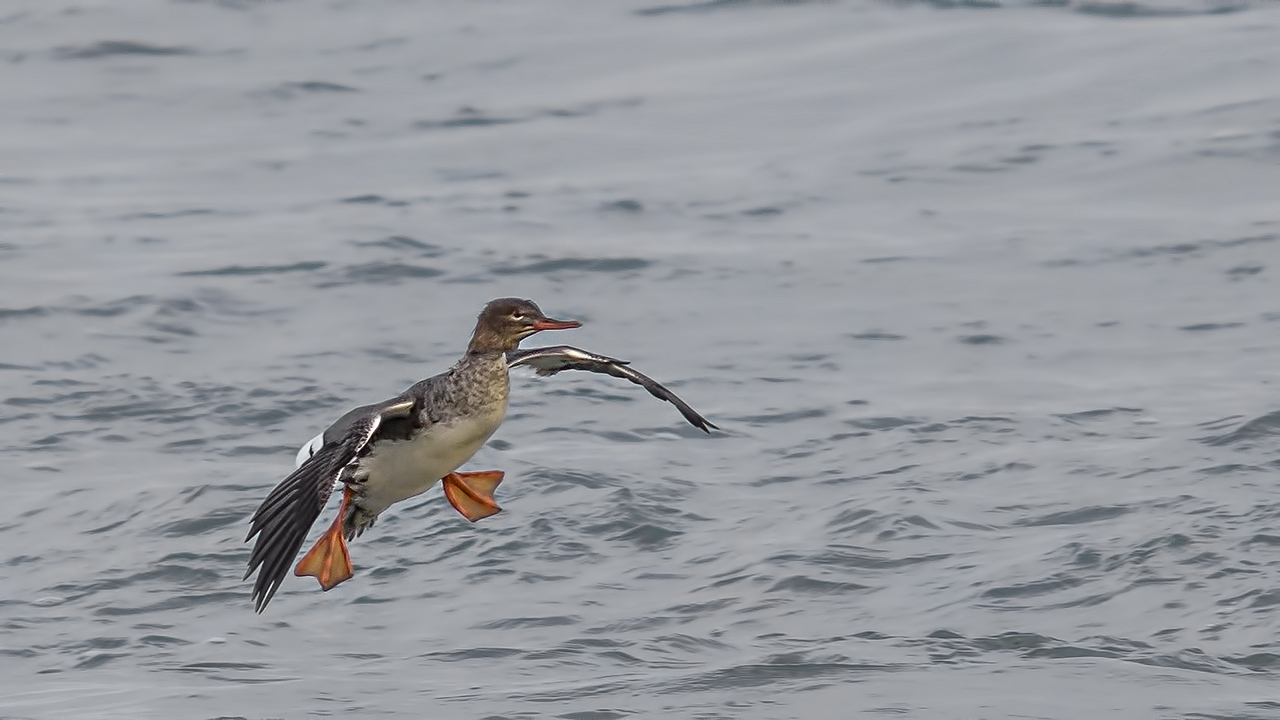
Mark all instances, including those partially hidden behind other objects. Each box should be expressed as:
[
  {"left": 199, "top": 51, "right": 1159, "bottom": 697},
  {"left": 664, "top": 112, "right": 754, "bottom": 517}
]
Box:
[{"left": 4, "top": 1, "right": 1280, "bottom": 718}]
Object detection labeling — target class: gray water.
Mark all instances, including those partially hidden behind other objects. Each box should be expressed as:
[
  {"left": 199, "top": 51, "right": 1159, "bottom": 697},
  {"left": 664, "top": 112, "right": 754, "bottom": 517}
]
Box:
[{"left": 4, "top": 0, "right": 1280, "bottom": 717}]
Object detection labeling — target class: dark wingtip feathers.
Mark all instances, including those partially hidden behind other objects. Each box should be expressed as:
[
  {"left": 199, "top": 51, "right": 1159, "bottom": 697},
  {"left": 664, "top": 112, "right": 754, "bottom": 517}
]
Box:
[{"left": 244, "top": 445, "right": 341, "bottom": 612}]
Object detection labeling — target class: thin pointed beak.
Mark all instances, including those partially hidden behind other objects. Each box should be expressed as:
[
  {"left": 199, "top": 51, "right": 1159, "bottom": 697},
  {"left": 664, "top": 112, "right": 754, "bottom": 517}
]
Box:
[{"left": 531, "top": 317, "right": 581, "bottom": 332}]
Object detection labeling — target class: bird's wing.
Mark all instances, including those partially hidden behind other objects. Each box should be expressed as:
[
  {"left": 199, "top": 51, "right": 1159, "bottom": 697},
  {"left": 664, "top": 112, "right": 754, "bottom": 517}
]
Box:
[
  {"left": 507, "top": 345, "right": 717, "bottom": 433},
  {"left": 293, "top": 396, "right": 402, "bottom": 467},
  {"left": 244, "top": 397, "right": 415, "bottom": 612},
  {"left": 295, "top": 431, "right": 325, "bottom": 468}
]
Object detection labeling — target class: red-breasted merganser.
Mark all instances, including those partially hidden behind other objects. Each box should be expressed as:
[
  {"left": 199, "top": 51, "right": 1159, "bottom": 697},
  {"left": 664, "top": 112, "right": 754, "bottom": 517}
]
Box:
[{"left": 244, "top": 298, "right": 715, "bottom": 611}]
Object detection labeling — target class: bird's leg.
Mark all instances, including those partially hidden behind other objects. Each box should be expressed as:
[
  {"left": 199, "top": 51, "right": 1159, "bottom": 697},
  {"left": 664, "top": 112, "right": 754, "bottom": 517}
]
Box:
[
  {"left": 441, "top": 470, "right": 504, "bottom": 522},
  {"left": 294, "top": 485, "right": 355, "bottom": 591}
]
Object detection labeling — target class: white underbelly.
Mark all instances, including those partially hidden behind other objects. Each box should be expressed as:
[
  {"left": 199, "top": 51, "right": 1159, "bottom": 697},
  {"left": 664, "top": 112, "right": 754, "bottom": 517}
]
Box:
[{"left": 357, "top": 406, "right": 505, "bottom": 515}]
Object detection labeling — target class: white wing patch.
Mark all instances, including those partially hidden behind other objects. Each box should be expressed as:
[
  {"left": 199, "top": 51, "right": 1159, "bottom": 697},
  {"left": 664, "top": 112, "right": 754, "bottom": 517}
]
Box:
[
  {"left": 509, "top": 346, "right": 626, "bottom": 375},
  {"left": 294, "top": 432, "right": 326, "bottom": 468},
  {"left": 293, "top": 398, "right": 416, "bottom": 469}
]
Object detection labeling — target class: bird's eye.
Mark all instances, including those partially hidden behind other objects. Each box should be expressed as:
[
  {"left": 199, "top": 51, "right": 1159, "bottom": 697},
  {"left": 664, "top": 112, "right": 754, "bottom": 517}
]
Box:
[{"left": 512, "top": 312, "right": 526, "bottom": 321}]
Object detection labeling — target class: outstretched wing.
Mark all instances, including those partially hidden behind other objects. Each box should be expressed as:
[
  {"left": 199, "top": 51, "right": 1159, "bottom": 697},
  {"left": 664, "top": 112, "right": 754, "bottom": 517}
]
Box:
[
  {"left": 244, "top": 398, "right": 414, "bottom": 612},
  {"left": 294, "top": 431, "right": 325, "bottom": 468},
  {"left": 507, "top": 345, "right": 717, "bottom": 433}
]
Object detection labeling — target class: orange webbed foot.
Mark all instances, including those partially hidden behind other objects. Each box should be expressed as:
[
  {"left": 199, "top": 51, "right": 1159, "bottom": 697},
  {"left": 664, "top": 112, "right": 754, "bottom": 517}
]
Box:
[
  {"left": 442, "top": 470, "right": 504, "bottom": 522},
  {"left": 295, "top": 488, "right": 355, "bottom": 591}
]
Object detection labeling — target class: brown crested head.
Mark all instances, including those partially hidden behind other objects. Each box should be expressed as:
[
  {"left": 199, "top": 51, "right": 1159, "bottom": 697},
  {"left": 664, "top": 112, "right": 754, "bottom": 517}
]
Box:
[{"left": 467, "top": 298, "right": 581, "bottom": 354}]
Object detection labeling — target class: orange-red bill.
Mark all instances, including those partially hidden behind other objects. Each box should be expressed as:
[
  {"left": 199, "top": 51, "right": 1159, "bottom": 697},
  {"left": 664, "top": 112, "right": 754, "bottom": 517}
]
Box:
[{"left": 531, "top": 318, "right": 581, "bottom": 331}]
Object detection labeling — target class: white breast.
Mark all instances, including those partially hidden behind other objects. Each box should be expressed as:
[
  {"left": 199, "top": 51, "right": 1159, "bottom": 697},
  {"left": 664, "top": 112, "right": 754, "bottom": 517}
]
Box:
[{"left": 356, "top": 403, "right": 507, "bottom": 515}]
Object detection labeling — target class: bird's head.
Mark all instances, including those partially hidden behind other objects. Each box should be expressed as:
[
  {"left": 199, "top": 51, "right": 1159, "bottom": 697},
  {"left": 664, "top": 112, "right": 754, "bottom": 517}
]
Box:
[{"left": 469, "top": 298, "right": 580, "bottom": 353}]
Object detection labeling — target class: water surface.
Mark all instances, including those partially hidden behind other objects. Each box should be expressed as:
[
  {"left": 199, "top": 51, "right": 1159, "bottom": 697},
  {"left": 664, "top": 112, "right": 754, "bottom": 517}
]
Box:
[{"left": 3, "top": 1, "right": 1280, "bottom": 718}]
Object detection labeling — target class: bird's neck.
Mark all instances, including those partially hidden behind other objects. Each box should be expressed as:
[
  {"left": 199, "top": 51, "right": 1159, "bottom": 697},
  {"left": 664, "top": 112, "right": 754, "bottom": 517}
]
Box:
[
  {"left": 466, "top": 326, "right": 517, "bottom": 355},
  {"left": 449, "top": 350, "right": 511, "bottom": 408}
]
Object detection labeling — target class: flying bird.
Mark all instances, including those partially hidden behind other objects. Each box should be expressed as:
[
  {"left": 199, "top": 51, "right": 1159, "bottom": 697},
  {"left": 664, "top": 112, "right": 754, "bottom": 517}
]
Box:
[{"left": 244, "top": 298, "right": 715, "bottom": 612}]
